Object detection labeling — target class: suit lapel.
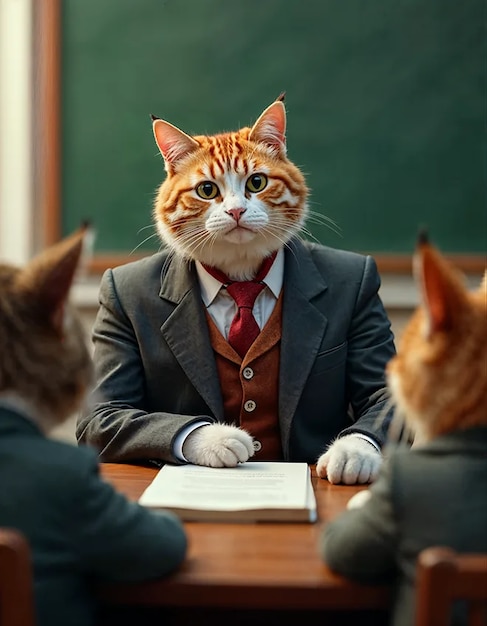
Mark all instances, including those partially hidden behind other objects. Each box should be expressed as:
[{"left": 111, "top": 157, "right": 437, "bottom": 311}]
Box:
[
  {"left": 279, "top": 240, "right": 329, "bottom": 453},
  {"left": 158, "top": 256, "right": 224, "bottom": 421}
]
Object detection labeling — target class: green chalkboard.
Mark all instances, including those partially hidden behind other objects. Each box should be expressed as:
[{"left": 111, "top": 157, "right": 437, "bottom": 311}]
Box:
[{"left": 60, "top": 0, "right": 486, "bottom": 260}]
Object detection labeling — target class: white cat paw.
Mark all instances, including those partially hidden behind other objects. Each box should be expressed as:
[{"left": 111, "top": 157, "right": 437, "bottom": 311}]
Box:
[
  {"left": 182, "top": 423, "right": 255, "bottom": 468},
  {"left": 316, "top": 435, "right": 382, "bottom": 485},
  {"left": 346, "top": 489, "right": 372, "bottom": 510}
]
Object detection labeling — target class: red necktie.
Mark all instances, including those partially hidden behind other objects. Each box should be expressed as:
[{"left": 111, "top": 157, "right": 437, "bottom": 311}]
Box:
[{"left": 203, "top": 252, "right": 277, "bottom": 358}]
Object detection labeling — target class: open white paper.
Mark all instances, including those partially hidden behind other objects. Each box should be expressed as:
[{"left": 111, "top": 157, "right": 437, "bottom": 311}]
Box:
[{"left": 139, "top": 462, "right": 317, "bottom": 523}]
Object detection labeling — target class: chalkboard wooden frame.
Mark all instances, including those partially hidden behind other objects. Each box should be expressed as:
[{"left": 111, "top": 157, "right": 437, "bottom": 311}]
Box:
[{"left": 36, "top": 0, "right": 485, "bottom": 275}]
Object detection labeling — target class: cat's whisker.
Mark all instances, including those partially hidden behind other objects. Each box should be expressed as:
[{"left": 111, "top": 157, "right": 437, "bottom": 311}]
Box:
[
  {"left": 161, "top": 248, "right": 178, "bottom": 277},
  {"left": 259, "top": 226, "right": 295, "bottom": 248},
  {"left": 129, "top": 232, "right": 159, "bottom": 255},
  {"left": 178, "top": 229, "right": 211, "bottom": 254},
  {"left": 307, "top": 207, "right": 339, "bottom": 220},
  {"left": 306, "top": 209, "right": 341, "bottom": 229},
  {"left": 178, "top": 231, "right": 217, "bottom": 260},
  {"left": 298, "top": 228, "right": 324, "bottom": 246},
  {"left": 305, "top": 218, "right": 341, "bottom": 235},
  {"left": 283, "top": 238, "right": 300, "bottom": 265},
  {"left": 137, "top": 224, "right": 158, "bottom": 234},
  {"left": 305, "top": 212, "right": 343, "bottom": 238}
]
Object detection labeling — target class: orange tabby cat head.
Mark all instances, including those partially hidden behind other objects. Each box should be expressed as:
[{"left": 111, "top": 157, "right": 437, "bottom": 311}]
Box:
[
  {"left": 0, "top": 228, "right": 93, "bottom": 429},
  {"left": 387, "top": 234, "right": 487, "bottom": 443},
  {"left": 152, "top": 96, "right": 308, "bottom": 280}
]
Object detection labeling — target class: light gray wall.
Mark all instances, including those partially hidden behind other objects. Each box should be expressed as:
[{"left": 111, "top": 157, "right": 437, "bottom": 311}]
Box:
[{"left": 0, "top": 0, "right": 33, "bottom": 265}]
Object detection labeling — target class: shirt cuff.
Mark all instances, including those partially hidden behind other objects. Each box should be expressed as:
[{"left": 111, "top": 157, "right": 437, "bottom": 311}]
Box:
[
  {"left": 173, "top": 420, "right": 212, "bottom": 462},
  {"left": 349, "top": 433, "right": 381, "bottom": 453}
]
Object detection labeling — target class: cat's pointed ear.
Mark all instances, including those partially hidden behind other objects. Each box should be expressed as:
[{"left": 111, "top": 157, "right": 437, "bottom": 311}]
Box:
[
  {"left": 415, "top": 232, "right": 467, "bottom": 338},
  {"left": 18, "top": 226, "right": 88, "bottom": 333},
  {"left": 152, "top": 116, "right": 200, "bottom": 173},
  {"left": 249, "top": 99, "right": 287, "bottom": 156}
]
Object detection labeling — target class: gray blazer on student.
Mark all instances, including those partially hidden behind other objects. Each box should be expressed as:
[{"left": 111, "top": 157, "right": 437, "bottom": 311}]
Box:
[
  {"left": 0, "top": 406, "right": 187, "bottom": 626},
  {"left": 77, "top": 238, "right": 396, "bottom": 464},
  {"left": 321, "top": 427, "right": 487, "bottom": 626}
]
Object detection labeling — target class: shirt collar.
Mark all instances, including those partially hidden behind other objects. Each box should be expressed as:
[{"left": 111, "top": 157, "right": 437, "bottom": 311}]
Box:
[{"left": 196, "top": 247, "right": 284, "bottom": 307}]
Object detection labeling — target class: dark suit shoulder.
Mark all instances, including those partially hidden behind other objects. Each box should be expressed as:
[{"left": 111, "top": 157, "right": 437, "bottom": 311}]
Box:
[
  {"left": 295, "top": 240, "right": 379, "bottom": 295},
  {"left": 300, "top": 240, "right": 371, "bottom": 275},
  {"left": 109, "top": 251, "right": 170, "bottom": 284},
  {"left": 106, "top": 251, "right": 195, "bottom": 301}
]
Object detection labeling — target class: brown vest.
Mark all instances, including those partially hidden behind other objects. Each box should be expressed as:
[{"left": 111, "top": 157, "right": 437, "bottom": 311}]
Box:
[{"left": 205, "top": 294, "right": 283, "bottom": 460}]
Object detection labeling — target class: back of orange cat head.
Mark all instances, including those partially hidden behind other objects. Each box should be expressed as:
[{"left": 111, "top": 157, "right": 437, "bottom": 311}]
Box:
[{"left": 387, "top": 233, "right": 487, "bottom": 441}]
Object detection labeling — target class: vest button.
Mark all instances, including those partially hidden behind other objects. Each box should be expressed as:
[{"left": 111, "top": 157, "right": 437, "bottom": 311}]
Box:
[
  {"left": 244, "top": 400, "right": 256, "bottom": 412},
  {"left": 242, "top": 367, "right": 254, "bottom": 380},
  {"left": 253, "top": 440, "right": 262, "bottom": 452}
]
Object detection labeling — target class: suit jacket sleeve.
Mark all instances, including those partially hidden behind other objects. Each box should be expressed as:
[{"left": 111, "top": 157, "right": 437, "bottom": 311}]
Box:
[
  {"left": 320, "top": 457, "right": 398, "bottom": 583},
  {"left": 76, "top": 268, "right": 216, "bottom": 464},
  {"left": 339, "top": 255, "right": 396, "bottom": 446},
  {"left": 74, "top": 450, "right": 187, "bottom": 582}
]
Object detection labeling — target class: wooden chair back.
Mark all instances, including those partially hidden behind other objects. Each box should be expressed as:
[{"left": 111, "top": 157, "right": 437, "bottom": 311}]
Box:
[
  {"left": 0, "top": 528, "right": 35, "bottom": 626},
  {"left": 415, "top": 546, "right": 487, "bottom": 626}
]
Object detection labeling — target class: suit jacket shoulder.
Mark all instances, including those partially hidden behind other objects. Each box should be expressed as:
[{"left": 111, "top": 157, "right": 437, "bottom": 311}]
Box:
[
  {"left": 108, "top": 251, "right": 170, "bottom": 295},
  {"left": 302, "top": 240, "right": 378, "bottom": 283}
]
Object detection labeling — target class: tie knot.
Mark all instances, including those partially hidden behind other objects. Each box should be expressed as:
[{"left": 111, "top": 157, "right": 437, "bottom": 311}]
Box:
[{"left": 226, "top": 281, "right": 265, "bottom": 308}]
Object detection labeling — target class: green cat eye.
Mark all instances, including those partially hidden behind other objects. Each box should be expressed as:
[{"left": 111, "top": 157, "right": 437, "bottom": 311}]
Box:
[
  {"left": 196, "top": 181, "right": 219, "bottom": 200},
  {"left": 246, "top": 173, "right": 268, "bottom": 193}
]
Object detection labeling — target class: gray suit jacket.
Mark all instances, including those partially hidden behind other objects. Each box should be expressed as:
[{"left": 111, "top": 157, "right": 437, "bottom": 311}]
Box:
[
  {"left": 0, "top": 405, "right": 187, "bottom": 626},
  {"left": 77, "top": 239, "right": 396, "bottom": 464},
  {"left": 321, "top": 427, "right": 487, "bottom": 626}
]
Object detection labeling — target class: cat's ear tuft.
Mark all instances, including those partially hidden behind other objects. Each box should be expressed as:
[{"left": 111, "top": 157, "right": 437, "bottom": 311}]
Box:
[
  {"left": 276, "top": 91, "right": 286, "bottom": 102},
  {"left": 414, "top": 235, "right": 467, "bottom": 338},
  {"left": 150, "top": 113, "right": 160, "bottom": 122},
  {"left": 18, "top": 228, "right": 86, "bottom": 334},
  {"left": 249, "top": 100, "right": 287, "bottom": 156},
  {"left": 152, "top": 118, "right": 200, "bottom": 173},
  {"left": 417, "top": 227, "right": 429, "bottom": 246}
]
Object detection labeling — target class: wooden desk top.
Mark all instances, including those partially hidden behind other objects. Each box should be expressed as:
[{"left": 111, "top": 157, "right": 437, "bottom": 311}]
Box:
[{"left": 99, "top": 463, "right": 390, "bottom": 610}]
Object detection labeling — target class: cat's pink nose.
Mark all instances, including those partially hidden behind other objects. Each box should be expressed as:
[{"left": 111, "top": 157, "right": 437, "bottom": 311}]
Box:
[{"left": 226, "top": 207, "right": 246, "bottom": 222}]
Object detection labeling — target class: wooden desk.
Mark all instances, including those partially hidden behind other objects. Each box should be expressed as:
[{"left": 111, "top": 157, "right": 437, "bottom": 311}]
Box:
[{"left": 99, "top": 463, "right": 390, "bottom": 612}]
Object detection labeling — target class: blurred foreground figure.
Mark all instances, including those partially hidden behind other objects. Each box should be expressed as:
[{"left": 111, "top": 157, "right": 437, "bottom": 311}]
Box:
[
  {"left": 321, "top": 234, "right": 487, "bottom": 626},
  {"left": 0, "top": 227, "right": 187, "bottom": 626}
]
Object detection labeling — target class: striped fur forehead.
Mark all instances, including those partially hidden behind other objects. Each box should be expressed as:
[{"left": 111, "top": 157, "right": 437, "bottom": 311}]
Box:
[
  {"left": 152, "top": 98, "right": 287, "bottom": 175},
  {"left": 188, "top": 129, "right": 277, "bottom": 180}
]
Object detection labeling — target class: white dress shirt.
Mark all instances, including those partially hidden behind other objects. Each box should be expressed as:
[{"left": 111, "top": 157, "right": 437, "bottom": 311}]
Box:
[{"left": 195, "top": 247, "right": 285, "bottom": 337}]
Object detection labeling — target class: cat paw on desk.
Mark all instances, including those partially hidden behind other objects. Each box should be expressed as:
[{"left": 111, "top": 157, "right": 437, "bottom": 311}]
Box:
[
  {"left": 182, "top": 423, "right": 255, "bottom": 468},
  {"left": 316, "top": 435, "right": 382, "bottom": 485}
]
